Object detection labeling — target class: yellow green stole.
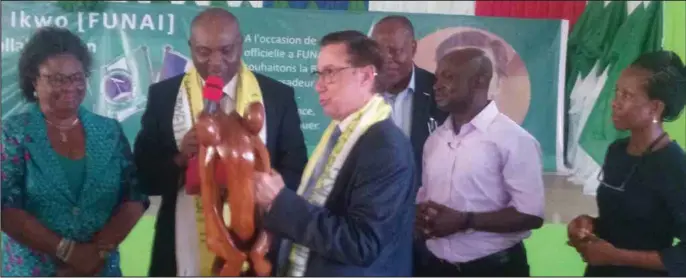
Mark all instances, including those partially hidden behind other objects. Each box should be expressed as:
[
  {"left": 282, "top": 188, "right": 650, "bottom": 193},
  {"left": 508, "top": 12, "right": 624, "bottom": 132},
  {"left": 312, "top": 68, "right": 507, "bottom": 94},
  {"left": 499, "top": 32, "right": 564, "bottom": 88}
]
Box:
[
  {"left": 181, "top": 62, "right": 264, "bottom": 276},
  {"left": 287, "top": 95, "right": 391, "bottom": 276}
]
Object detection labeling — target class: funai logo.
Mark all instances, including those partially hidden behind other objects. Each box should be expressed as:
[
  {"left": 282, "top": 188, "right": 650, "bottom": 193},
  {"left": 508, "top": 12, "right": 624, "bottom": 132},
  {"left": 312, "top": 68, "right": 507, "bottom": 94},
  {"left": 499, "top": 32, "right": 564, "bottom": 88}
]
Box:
[
  {"left": 95, "top": 45, "right": 193, "bottom": 123},
  {"left": 97, "top": 45, "right": 154, "bottom": 122}
]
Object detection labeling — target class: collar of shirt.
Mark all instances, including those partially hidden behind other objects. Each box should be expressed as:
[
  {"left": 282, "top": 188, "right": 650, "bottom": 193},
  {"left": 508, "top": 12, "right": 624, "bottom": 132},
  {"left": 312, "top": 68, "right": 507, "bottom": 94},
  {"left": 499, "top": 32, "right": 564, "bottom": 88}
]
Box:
[
  {"left": 383, "top": 66, "right": 416, "bottom": 101},
  {"left": 438, "top": 101, "right": 499, "bottom": 139},
  {"left": 200, "top": 74, "right": 239, "bottom": 100}
]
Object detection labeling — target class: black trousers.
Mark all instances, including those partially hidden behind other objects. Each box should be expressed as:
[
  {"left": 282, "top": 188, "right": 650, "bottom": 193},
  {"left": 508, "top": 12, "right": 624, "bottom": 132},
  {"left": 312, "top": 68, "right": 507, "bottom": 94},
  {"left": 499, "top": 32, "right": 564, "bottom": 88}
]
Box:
[{"left": 414, "top": 242, "right": 530, "bottom": 277}]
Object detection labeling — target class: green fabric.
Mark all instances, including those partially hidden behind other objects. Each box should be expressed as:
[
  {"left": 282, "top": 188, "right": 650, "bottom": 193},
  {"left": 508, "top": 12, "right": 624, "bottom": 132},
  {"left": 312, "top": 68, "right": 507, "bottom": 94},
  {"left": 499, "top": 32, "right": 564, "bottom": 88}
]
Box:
[
  {"left": 273, "top": 0, "right": 290, "bottom": 9},
  {"left": 663, "top": 1, "right": 686, "bottom": 149},
  {"left": 348, "top": 0, "right": 366, "bottom": 12},
  {"left": 565, "top": 0, "right": 608, "bottom": 96},
  {"left": 306, "top": 0, "right": 318, "bottom": 10},
  {"left": 209, "top": 1, "right": 225, "bottom": 8},
  {"left": 593, "top": 1, "right": 629, "bottom": 74},
  {"left": 579, "top": 1, "right": 663, "bottom": 164},
  {"left": 56, "top": 154, "right": 86, "bottom": 198}
]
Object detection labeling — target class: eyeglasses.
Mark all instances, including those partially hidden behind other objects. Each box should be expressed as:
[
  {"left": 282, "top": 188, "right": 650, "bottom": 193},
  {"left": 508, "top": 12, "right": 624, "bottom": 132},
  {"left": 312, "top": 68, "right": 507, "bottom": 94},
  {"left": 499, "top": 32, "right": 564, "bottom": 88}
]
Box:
[
  {"left": 596, "top": 161, "right": 639, "bottom": 192},
  {"left": 39, "top": 73, "right": 87, "bottom": 88},
  {"left": 597, "top": 132, "right": 668, "bottom": 192},
  {"left": 311, "top": 67, "right": 352, "bottom": 84}
]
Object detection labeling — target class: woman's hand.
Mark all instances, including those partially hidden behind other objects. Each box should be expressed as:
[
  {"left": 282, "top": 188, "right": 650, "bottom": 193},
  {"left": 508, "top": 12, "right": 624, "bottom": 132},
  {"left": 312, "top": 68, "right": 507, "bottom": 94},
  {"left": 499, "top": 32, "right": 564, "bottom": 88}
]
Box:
[
  {"left": 577, "top": 235, "right": 622, "bottom": 266},
  {"left": 567, "top": 214, "right": 595, "bottom": 247},
  {"left": 65, "top": 243, "right": 104, "bottom": 276}
]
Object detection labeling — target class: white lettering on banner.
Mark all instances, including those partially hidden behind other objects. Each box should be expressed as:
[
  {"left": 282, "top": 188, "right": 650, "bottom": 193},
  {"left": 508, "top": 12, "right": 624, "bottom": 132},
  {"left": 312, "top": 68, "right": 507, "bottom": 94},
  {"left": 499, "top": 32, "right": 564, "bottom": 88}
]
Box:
[
  {"left": 1, "top": 37, "right": 96, "bottom": 53},
  {"left": 298, "top": 108, "right": 315, "bottom": 117},
  {"left": 10, "top": 11, "right": 69, "bottom": 28},
  {"left": 9, "top": 11, "right": 175, "bottom": 36},
  {"left": 76, "top": 12, "right": 175, "bottom": 35},
  {"left": 243, "top": 47, "right": 287, "bottom": 59},
  {"left": 300, "top": 122, "right": 321, "bottom": 131},
  {"left": 253, "top": 34, "right": 303, "bottom": 45},
  {"left": 278, "top": 78, "right": 314, "bottom": 88},
  {"left": 247, "top": 63, "right": 297, "bottom": 73},
  {"left": 296, "top": 50, "right": 318, "bottom": 59}
]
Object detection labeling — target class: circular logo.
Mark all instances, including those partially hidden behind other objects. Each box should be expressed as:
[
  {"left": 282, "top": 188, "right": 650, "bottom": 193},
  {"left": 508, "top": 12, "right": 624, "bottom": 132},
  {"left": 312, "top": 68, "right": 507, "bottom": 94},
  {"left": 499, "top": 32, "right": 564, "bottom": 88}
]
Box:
[
  {"left": 102, "top": 69, "right": 135, "bottom": 106},
  {"left": 415, "top": 27, "right": 532, "bottom": 124}
]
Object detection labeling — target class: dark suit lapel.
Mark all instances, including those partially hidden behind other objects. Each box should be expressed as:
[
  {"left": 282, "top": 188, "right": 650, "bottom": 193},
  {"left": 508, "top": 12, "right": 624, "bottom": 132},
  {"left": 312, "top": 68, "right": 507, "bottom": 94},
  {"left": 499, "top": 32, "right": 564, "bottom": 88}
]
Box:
[
  {"left": 80, "top": 108, "right": 118, "bottom": 199},
  {"left": 255, "top": 74, "right": 279, "bottom": 154},
  {"left": 23, "top": 106, "right": 75, "bottom": 204},
  {"left": 410, "top": 67, "right": 432, "bottom": 157}
]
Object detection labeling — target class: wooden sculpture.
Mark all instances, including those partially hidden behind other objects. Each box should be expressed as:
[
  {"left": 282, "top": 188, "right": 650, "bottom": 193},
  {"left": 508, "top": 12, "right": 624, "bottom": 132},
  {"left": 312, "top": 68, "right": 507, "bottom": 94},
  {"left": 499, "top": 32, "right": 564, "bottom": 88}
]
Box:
[{"left": 194, "top": 102, "right": 272, "bottom": 276}]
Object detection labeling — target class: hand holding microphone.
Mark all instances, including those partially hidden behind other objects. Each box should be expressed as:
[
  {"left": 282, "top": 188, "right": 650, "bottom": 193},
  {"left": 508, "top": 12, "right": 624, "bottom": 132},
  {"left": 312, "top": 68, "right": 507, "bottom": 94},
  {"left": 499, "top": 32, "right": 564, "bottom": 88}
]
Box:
[
  {"left": 201, "top": 76, "right": 224, "bottom": 115},
  {"left": 184, "top": 76, "right": 225, "bottom": 194},
  {"left": 174, "top": 76, "right": 224, "bottom": 168}
]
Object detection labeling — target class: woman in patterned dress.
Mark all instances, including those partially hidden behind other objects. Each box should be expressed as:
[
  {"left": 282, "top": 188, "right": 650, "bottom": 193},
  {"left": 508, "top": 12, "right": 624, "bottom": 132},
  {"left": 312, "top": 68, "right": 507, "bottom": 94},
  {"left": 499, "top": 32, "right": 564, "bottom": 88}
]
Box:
[{"left": 1, "top": 27, "right": 149, "bottom": 276}]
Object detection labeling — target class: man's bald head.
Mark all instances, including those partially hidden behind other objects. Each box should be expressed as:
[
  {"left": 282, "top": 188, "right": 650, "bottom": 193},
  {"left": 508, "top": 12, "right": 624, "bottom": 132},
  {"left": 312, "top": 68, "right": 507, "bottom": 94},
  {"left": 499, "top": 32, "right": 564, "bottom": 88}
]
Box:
[
  {"left": 434, "top": 48, "right": 493, "bottom": 113},
  {"left": 191, "top": 8, "right": 240, "bottom": 36},
  {"left": 441, "top": 48, "right": 493, "bottom": 84},
  {"left": 189, "top": 8, "right": 243, "bottom": 85}
]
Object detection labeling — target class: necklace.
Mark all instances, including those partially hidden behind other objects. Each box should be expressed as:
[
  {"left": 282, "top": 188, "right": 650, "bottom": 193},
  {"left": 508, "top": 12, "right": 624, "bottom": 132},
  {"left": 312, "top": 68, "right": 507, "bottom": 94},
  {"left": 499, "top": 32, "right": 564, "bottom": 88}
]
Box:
[{"left": 45, "top": 118, "right": 80, "bottom": 143}]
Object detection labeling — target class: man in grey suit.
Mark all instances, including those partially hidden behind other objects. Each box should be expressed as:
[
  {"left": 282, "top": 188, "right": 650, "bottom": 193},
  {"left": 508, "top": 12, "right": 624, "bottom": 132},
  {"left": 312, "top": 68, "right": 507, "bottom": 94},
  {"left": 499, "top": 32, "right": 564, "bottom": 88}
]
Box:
[{"left": 253, "top": 30, "right": 416, "bottom": 276}]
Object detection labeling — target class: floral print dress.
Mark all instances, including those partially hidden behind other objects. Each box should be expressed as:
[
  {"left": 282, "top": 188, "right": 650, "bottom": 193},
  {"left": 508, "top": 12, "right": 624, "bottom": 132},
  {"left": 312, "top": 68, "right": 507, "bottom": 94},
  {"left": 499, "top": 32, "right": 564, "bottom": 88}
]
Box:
[{"left": 1, "top": 106, "right": 149, "bottom": 276}]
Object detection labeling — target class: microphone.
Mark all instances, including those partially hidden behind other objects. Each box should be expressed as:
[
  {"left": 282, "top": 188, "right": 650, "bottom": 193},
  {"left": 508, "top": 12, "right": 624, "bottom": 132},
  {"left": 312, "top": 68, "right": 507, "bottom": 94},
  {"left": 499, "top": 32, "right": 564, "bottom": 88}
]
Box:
[
  {"left": 186, "top": 76, "right": 224, "bottom": 195},
  {"left": 203, "top": 75, "right": 224, "bottom": 114}
]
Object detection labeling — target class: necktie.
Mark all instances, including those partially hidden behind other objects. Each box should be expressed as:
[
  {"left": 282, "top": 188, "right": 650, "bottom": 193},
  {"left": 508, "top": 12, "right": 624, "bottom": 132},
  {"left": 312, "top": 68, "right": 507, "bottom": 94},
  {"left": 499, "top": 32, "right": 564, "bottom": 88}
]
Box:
[{"left": 302, "top": 126, "right": 342, "bottom": 198}]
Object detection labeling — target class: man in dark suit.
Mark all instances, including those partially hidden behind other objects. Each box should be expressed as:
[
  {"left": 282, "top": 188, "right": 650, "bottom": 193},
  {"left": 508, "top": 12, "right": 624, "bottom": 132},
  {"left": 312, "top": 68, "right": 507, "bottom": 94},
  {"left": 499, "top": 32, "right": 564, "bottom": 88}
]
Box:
[
  {"left": 371, "top": 15, "right": 448, "bottom": 178},
  {"left": 133, "top": 8, "right": 307, "bottom": 276},
  {"left": 253, "top": 31, "right": 416, "bottom": 276}
]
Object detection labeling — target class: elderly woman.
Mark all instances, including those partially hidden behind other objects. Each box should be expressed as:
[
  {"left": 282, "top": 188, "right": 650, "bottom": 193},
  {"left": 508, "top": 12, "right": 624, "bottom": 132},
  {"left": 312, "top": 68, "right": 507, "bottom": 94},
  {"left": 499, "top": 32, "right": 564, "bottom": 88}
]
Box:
[
  {"left": 1, "top": 27, "right": 149, "bottom": 276},
  {"left": 567, "top": 51, "right": 686, "bottom": 277}
]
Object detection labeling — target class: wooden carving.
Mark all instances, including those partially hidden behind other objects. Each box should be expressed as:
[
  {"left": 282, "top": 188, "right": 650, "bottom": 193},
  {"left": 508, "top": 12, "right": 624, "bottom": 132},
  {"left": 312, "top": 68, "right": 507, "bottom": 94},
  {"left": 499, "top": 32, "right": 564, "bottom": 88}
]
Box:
[{"left": 194, "top": 102, "right": 272, "bottom": 276}]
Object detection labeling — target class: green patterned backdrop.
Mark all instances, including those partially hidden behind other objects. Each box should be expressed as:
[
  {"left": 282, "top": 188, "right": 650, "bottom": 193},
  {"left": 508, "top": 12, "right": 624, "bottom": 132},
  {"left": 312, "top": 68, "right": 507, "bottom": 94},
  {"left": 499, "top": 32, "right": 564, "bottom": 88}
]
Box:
[{"left": 1, "top": 1, "right": 565, "bottom": 171}]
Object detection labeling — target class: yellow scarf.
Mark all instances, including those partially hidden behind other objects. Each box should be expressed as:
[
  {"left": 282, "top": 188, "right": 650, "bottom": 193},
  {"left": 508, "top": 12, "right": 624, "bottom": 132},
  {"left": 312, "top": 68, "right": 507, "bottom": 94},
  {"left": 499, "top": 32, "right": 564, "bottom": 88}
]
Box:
[
  {"left": 288, "top": 95, "right": 391, "bottom": 276},
  {"left": 181, "top": 62, "right": 263, "bottom": 276}
]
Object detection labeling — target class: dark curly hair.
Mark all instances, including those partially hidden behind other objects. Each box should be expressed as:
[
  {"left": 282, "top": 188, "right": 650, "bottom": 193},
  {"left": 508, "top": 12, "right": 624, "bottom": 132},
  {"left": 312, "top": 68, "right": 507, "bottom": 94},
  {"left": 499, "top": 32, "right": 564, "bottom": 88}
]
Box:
[
  {"left": 18, "top": 26, "right": 92, "bottom": 102},
  {"left": 631, "top": 50, "right": 686, "bottom": 122}
]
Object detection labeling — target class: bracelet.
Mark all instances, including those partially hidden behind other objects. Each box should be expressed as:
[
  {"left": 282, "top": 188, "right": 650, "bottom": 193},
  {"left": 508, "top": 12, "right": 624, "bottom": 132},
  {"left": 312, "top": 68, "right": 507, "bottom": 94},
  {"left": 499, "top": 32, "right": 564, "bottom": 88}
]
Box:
[{"left": 56, "top": 238, "right": 75, "bottom": 262}]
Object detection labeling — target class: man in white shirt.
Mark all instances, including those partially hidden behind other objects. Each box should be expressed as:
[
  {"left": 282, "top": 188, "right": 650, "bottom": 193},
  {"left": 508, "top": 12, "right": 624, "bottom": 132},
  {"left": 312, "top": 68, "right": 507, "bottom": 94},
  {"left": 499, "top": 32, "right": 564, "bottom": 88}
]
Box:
[{"left": 415, "top": 48, "right": 545, "bottom": 276}]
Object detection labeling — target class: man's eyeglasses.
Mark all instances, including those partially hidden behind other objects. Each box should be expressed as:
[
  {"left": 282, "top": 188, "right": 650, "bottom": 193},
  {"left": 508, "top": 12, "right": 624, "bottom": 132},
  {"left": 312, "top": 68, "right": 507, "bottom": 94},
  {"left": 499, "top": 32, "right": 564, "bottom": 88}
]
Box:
[
  {"left": 311, "top": 67, "right": 352, "bottom": 83},
  {"left": 39, "top": 73, "right": 87, "bottom": 87}
]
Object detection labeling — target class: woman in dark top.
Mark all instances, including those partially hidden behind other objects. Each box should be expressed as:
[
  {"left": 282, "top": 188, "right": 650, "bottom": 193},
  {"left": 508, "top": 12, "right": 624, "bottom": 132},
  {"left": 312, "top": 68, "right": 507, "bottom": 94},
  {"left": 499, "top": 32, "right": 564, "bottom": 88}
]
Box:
[{"left": 567, "top": 51, "right": 686, "bottom": 277}]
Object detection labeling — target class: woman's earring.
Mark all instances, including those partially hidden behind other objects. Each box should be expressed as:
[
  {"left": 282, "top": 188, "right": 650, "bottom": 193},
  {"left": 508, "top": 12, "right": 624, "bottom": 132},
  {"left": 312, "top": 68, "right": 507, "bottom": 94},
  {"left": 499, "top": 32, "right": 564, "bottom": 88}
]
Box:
[{"left": 652, "top": 117, "right": 659, "bottom": 124}]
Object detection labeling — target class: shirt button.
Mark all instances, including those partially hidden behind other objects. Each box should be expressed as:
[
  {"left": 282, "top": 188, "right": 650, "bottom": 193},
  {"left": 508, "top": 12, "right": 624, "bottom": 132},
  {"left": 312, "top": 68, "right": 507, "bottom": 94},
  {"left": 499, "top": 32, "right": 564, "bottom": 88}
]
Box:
[{"left": 72, "top": 207, "right": 80, "bottom": 215}]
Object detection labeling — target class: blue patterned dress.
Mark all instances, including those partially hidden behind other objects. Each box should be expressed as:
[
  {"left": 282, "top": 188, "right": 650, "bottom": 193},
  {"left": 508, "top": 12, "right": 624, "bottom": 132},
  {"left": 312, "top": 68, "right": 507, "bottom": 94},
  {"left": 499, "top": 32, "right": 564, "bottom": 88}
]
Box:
[{"left": 1, "top": 105, "right": 150, "bottom": 276}]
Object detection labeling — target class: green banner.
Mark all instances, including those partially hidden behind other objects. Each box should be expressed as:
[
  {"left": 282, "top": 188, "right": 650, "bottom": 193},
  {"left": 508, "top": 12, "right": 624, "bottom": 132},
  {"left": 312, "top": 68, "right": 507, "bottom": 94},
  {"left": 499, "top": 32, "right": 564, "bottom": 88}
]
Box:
[
  {"left": 663, "top": 1, "right": 686, "bottom": 149},
  {"left": 1, "top": 2, "right": 565, "bottom": 171}
]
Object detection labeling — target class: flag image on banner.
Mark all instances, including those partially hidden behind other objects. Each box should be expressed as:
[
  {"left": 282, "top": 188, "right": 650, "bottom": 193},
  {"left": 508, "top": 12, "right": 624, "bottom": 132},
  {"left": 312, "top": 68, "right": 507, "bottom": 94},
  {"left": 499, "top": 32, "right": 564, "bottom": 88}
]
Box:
[{"left": 157, "top": 45, "right": 193, "bottom": 82}]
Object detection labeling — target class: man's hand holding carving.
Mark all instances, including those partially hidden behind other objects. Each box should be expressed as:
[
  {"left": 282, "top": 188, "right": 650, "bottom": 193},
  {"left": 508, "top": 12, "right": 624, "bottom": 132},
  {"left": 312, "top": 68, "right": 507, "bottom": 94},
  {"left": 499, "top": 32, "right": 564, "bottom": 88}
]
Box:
[
  {"left": 175, "top": 128, "right": 198, "bottom": 168},
  {"left": 253, "top": 170, "right": 285, "bottom": 212}
]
